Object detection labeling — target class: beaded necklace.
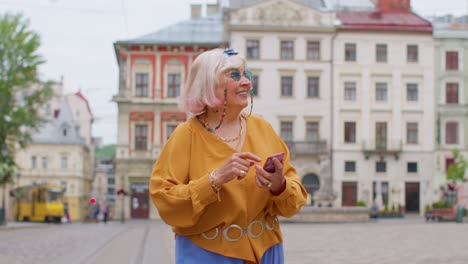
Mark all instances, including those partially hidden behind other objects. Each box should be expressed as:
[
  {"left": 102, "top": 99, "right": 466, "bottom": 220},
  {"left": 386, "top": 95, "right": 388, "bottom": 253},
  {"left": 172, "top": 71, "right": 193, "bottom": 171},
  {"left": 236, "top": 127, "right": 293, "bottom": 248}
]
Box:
[{"left": 196, "top": 115, "right": 243, "bottom": 142}]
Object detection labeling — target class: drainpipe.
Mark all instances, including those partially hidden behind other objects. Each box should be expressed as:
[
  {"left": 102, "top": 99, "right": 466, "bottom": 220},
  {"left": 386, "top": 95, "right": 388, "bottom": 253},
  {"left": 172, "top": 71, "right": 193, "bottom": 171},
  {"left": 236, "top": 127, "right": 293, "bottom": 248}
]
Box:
[{"left": 329, "top": 22, "right": 338, "bottom": 205}]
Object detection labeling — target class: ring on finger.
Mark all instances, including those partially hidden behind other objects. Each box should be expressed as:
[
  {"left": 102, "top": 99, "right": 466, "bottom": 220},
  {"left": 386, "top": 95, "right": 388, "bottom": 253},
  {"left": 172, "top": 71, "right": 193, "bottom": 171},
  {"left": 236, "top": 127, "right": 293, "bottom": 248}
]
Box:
[
  {"left": 266, "top": 182, "right": 273, "bottom": 189},
  {"left": 239, "top": 170, "right": 247, "bottom": 177}
]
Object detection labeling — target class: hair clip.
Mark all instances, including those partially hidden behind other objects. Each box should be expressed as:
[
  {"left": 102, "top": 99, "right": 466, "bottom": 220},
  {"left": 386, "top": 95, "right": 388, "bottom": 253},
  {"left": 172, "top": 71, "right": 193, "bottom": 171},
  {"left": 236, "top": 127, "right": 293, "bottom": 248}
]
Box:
[{"left": 223, "top": 48, "right": 238, "bottom": 58}]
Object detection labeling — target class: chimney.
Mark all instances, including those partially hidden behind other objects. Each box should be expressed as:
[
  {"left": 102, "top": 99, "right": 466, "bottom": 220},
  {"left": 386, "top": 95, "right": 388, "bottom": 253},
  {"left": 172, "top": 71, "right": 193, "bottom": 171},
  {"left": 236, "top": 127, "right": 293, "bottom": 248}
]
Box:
[
  {"left": 377, "top": 0, "right": 411, "bottom": 13},
  {"left": 191, "top": 4, "right": 202, "bottom": 19},
  {"left": 206, "top": 4, "right": 219, "bottom": 16}
]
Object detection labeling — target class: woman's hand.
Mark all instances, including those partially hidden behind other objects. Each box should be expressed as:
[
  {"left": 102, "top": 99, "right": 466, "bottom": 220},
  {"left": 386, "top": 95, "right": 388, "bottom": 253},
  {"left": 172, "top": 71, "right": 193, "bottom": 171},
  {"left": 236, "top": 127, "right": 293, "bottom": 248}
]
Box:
[
  {"left": 255, "top": 157, "right": 286, "bottom": 195},
  {"left": 215, "top": 152, "right": 261, "bottom": 186}
]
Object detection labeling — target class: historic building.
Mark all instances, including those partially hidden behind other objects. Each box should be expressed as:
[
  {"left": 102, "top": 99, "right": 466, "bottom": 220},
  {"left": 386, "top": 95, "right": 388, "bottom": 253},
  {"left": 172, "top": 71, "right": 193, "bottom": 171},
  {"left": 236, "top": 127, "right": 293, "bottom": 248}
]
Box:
[
  {"left": 433, "top": 18, "right": 468, "bottom": 208},
  {"left": 225, "top": 0, "right": 336, "bottom": 206},
  {"left": 112, "top": 5, "right": 223, "bottom": 219},
  {"left": 332, "top": 0, "right": 434, "bottom": 212},
  {"left": 14, "top": 84, "right": 95, "bottom": 221}
]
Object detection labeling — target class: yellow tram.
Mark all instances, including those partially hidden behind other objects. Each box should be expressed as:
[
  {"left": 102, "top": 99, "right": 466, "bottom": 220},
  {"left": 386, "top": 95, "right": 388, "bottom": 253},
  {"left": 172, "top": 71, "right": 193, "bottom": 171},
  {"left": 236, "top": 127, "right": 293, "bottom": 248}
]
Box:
[{"left": 11, "top": 184, "right": 65, "bottom": 223}]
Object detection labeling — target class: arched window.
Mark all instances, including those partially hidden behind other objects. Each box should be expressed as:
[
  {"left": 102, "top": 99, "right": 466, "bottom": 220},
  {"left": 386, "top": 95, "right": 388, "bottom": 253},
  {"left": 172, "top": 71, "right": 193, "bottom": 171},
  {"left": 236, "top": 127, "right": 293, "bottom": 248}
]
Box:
[{"left": 302, "top": 174, "right": 320, "bottom": 205}]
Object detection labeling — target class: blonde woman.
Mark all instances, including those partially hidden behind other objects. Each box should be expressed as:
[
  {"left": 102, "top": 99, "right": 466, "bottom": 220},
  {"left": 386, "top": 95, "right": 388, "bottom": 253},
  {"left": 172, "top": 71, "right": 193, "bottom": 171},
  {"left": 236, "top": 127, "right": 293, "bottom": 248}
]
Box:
[{"left": 150, "top": 48, "right": 307, "bottom": 264}]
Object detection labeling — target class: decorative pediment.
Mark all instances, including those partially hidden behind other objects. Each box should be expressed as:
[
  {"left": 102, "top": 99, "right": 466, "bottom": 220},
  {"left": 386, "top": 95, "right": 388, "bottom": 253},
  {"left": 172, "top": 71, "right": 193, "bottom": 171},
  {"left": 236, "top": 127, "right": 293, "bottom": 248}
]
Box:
[{"left": 229, "top": 0, "right": 332, "bottom": 27}]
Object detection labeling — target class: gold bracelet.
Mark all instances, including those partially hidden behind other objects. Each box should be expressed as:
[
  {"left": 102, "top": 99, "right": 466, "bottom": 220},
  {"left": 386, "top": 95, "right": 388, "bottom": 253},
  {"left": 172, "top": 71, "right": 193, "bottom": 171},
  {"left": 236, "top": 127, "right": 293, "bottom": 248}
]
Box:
[{"left": 209, "top": 169, "right": 221, "bottom": 201}]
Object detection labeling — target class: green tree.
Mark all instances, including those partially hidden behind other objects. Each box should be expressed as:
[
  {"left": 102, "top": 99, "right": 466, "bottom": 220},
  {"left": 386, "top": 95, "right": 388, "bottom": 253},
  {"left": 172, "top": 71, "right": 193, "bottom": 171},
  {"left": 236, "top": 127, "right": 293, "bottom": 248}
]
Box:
[
  {"left": 0, "top": 13, "right": 53, "bottom": 224},
  {"left": 447, "top": 149, "right": 467, "bottom": 187}
]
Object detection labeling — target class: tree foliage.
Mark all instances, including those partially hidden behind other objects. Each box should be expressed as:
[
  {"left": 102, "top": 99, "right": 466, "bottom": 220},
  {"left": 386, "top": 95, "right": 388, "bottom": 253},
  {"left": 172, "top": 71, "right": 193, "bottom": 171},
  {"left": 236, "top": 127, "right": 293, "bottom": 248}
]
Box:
[
  {"left": 0, "top": 13, "right": 53, "bottom": 187},
  {"left": 447, "top": 149, "right": 467, "bottom": 187}
]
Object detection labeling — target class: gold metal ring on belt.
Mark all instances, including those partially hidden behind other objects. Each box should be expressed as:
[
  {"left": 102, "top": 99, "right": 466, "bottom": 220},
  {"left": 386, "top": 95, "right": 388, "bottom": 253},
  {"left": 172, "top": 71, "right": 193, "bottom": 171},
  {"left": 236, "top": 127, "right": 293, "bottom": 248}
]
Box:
[{"left": 200, "top": 216, "right": 278, "bottom": 242}]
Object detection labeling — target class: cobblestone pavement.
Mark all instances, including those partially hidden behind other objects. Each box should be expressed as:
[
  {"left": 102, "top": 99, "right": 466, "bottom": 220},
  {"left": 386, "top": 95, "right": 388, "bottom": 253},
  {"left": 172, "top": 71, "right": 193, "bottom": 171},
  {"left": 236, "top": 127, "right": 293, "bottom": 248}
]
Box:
[{"left": 1, "top": 217, "right": 467, "bottom": 264}]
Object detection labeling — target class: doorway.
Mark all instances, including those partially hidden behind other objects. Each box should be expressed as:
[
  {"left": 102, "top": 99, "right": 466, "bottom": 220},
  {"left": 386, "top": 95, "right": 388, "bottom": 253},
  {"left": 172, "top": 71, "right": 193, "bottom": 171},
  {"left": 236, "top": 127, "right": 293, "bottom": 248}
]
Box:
[{"left": 130, "top": 183, "right": 149, "bottom": 219}]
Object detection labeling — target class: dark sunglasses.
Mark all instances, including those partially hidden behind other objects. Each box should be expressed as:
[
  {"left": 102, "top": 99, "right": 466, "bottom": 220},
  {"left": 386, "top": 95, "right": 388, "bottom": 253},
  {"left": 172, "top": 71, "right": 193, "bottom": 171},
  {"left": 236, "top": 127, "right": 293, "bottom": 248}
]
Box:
[{"left": 228, "top": 69, "right": 253, "bottom": 81}]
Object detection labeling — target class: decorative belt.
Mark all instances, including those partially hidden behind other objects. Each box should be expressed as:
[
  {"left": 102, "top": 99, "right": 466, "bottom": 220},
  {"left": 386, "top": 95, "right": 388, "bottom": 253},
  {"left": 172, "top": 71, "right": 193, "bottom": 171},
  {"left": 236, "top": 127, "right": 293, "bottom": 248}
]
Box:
[{"left": 201, "top": 216, "right": 279, "bottom": 242}]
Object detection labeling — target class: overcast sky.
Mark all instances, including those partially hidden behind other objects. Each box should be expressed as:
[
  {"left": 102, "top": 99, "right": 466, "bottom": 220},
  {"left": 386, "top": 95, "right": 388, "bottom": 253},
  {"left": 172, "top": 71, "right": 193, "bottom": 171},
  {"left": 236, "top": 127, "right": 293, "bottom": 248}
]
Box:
[{"left": 1, "top": 0, "right": 466, "bottom": 145}]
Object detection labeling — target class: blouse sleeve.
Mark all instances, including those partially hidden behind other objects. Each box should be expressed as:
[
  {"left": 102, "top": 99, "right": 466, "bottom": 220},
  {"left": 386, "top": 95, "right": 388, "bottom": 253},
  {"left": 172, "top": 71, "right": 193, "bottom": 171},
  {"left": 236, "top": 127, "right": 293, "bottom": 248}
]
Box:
[
  {"left": 267, "top": 134, "right": 308, "bottom": 218},
  {"left": 149, "top": 124, "right": 218, "bottom": 228}
]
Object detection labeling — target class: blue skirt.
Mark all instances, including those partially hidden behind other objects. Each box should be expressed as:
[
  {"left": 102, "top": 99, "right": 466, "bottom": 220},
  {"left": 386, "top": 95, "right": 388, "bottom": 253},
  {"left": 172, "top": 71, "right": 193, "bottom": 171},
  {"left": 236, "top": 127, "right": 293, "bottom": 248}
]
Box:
[{"left": 175, "top": 235, "right": 284, "bottom": 264}]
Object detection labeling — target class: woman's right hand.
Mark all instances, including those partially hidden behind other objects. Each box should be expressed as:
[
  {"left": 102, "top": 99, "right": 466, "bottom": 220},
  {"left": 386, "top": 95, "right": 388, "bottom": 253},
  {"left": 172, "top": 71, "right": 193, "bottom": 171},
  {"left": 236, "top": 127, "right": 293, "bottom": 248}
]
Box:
[{"left": 215, "top": 152, "right": 261, "bottom": 185}]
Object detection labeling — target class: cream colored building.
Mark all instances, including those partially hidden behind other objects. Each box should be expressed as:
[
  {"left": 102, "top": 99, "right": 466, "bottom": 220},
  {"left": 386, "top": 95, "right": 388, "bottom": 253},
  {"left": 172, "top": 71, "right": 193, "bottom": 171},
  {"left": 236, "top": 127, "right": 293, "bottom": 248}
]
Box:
[
  {"left": 226, "top": 0, "right": 336, "bottom": 206},
  {"left": 14, "top": 98, "right": 93, "bottom": 221},
  {"left": 7, "top": 81, "right": 95, "bottom": 222},
  {"left": 332, "top": 0, "right": 435, "bottom": 213}
]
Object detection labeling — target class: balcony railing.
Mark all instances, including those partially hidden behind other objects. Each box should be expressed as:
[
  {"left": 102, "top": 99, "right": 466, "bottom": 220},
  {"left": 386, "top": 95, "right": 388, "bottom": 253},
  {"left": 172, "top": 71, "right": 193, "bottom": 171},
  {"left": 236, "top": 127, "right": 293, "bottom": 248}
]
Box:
[
  {"left": 285, "top": 140, "right": 328, "bottom": 155},
  {"left": 361, "top": 139, "right": 402, "bottom": 160}
]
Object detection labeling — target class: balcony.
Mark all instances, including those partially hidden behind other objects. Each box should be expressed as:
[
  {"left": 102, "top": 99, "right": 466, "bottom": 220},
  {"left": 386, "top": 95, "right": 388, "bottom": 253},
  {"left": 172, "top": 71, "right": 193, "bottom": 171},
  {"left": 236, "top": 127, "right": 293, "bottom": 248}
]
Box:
[
  {"left": 361, "top": 139, "right": 402, "bottom": 160},
  {"left": 285, "top": 140, "right": 328, "bottom": 155}
]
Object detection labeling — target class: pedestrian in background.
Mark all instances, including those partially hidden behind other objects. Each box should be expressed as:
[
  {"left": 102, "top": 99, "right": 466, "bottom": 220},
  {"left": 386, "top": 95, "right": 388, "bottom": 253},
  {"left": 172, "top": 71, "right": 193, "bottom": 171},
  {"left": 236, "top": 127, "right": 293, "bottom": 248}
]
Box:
[
  {"left": 93, "top": 202, "right": 100, "bottom": 223},
  {"left": 102, "top": 201, "right": 109, "bottom": 224},
  {"left": 149, "top": 48, "right": 307, "bottom": 264}
]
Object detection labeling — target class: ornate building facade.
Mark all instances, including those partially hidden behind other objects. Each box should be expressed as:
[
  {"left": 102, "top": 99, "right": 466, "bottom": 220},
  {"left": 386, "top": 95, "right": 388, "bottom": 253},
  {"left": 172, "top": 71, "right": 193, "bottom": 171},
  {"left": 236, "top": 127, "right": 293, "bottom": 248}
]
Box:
[
  {"left": 332, "top": 0, "right": 434, "bottom": 212},
  {"left": 226, "top": 0, "right": 336, "bottom": 206},
  {"left": 113, "top": 8, "right": 223, "bottom": 219}
]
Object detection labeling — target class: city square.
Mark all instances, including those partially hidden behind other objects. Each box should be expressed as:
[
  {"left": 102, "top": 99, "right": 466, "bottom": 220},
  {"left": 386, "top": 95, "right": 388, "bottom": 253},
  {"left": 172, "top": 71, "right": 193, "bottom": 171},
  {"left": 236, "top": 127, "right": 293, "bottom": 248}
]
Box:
[{"left": 1, "top": 217, "right": 468, "bottom": 264}]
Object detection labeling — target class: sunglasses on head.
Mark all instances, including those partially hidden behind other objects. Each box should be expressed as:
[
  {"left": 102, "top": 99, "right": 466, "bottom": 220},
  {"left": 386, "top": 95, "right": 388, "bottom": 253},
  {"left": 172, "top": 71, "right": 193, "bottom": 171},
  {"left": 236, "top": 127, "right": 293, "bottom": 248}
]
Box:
[{"left": 228, "top": 68, "right": 253, "bottom": 81}]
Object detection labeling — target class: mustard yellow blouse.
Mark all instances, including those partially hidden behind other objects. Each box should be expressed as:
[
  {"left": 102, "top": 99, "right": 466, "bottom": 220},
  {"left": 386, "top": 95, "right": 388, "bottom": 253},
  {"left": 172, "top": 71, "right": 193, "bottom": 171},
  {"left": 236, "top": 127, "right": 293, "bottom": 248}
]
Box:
[{"left": 149, "top": 115, "right": 307, "bottom": 263}]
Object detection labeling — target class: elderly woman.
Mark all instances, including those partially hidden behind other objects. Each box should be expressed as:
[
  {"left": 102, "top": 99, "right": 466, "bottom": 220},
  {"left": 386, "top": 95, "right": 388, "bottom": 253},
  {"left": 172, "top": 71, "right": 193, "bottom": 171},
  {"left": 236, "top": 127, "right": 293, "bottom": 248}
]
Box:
[{"left": 149, "top": 48, "right": 307, "bottom": 264}]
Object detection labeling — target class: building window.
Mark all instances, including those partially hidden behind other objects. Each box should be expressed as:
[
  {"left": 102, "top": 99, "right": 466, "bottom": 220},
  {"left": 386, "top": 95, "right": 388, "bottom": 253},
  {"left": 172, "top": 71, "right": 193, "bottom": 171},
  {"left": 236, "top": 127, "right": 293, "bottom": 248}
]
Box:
[
  {"left": 31, "top": 156, "right": 36, "bottom": 169},
  {"left": 446, "top": 51, "right": 459, "bottom": 70},
  {"left": 135, "top": 124, "right": 148, "bottom": 151},
  {"left": 344, "top": 122, "right": 356, "bottom": 143},
  {"left": 345, "top": 43, "right": 356, "bottom": 62},
  {"left": 41, "top": 157, "right": 47, "bottom": 169},
  {"left": 280, "top": 121, "right": 293, "bottom": 142},
  {"left": 376, "top": 44, "right": 387, "bottom": 62},
  {"left": 406, "top": 83, "right": 418, "bottom": 102},
  {"left": 61, "top": 156, "right": 68, "bottom": 169},
  {"left": 280, "top": 40, "right": 294, "bottom": 60},
  {"left": 375, "top": 82, "right": 388, "bottom": 102},
  {"left": 63, "top": 129, "right": 67, "bottom": 136},
  {"left": 166, "top": 124, "right": 178, "bottom": 140},
  {"left": 407, "top": 162, "right": 418, "bottom": 173},
  {"left": 305, "top": 121, "right": 319, "bottom": 142},
  {"left": 307, "top": 41, "right": 320, "bottom": 60},
  {"left": 251, "top": 75, "right": 259, "bottom": 96},
  {"left": 281, "top": 76, "right": 293, "bottom": 97},
  {"left": 446, "top": 83, "right": 459, "bottom": 104},
  {"left": 445, "top": 122, "right": 458, "bottom": 144},
  {"left": 167, "top": 73, "right": 181, "bottom": 98},
  {"left": 135, "top": 73, "right": 149, "bottom": 97},
  {"left": 376, "top": 161, "right": 386, "bottom": 173},
  {"left": 407, "top": 45, "right": 418, "bottom": 63},
  {"left": 344, "top": 82, "right": 356, "bottom": 101},
  {"left": 406, "top": 122, "right": 418, "bottom": 144},
  {"left": 345, "top": 161, "right": 356, "bottom": 172},
  {"left": 246, "top": 40, "right": 260, "bottom": 59},
  {"left": 376, "top": 122, "right": 387, "bottom": 149},
  {"left": 307, "top": 77, "right": 319, "bottom": 98}
]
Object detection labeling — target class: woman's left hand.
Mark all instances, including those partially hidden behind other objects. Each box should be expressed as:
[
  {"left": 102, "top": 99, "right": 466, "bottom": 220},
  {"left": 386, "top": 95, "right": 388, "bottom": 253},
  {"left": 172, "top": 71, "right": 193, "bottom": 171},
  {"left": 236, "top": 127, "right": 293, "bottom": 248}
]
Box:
[{"left": 254, "top": 157, "right": 286, "bottom": 195}]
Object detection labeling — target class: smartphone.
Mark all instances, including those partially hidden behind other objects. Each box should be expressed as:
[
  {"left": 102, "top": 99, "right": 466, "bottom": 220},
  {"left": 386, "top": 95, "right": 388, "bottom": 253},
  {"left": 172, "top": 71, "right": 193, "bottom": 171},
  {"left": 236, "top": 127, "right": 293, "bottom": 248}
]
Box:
[{"left": 263, "top": 152, "right": 284, "bottom": 173}]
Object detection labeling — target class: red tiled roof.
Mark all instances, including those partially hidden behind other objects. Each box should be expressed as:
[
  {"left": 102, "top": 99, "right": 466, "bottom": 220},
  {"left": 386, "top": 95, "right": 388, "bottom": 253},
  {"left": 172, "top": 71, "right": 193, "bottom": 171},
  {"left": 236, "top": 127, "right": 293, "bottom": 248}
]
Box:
[
  {"left": 75, "top": 91, "right": 94, "bottom": 119},
  {"left": 337, "top": 11, "right": 432, "bottom": 32}
]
